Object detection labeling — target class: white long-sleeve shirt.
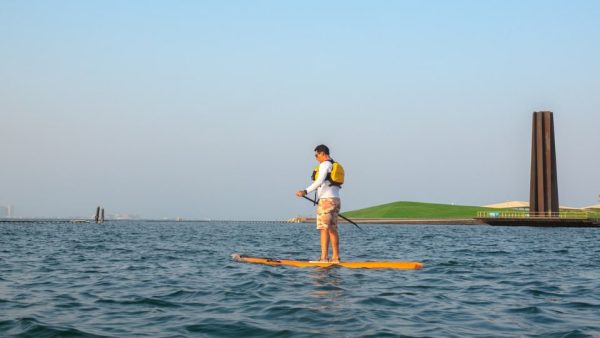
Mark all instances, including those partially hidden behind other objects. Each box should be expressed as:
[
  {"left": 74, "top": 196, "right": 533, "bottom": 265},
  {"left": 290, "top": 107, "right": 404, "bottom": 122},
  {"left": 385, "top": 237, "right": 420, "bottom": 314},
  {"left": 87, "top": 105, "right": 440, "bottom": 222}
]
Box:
[{"left": 305, "top": 160, "right": 340, "bottom": 199}]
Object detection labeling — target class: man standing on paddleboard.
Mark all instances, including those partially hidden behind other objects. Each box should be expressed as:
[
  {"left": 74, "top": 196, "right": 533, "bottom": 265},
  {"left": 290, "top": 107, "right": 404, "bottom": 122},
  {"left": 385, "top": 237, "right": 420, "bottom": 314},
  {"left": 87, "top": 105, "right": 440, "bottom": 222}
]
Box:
[{"left": 296, "top": 144, "right": 342, "bottom": 263}]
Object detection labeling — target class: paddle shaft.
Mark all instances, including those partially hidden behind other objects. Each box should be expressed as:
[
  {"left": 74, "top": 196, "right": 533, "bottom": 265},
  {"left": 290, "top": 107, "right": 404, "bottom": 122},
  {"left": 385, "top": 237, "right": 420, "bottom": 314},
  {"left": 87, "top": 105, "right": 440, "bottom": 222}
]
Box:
[{"left": 301, "top": 195, "right": 364, "bottom": 231}]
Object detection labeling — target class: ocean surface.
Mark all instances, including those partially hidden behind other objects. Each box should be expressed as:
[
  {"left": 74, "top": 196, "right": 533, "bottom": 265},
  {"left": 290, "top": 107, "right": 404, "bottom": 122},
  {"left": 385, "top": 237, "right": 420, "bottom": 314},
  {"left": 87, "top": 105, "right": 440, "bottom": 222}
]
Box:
[{"left": 1, "top": 221, "right": 600, "bottom": 337}]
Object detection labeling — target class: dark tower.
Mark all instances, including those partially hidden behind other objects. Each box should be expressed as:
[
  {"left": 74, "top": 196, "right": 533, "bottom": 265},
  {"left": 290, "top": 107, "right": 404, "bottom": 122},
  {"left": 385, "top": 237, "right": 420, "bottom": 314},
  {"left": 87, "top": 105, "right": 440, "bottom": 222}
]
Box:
[
  {"left": 479, "top": 111, "right": 598, "bottom": 226},
  {"left": 529, "top": 111, "right": 559, "bottom": 216}
]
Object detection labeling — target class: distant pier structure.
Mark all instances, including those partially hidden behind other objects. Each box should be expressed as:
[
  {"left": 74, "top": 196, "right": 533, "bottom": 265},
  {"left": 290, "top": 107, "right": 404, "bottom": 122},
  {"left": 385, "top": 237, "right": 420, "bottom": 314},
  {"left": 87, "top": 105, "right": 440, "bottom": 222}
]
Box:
[
  {"left": 94, "top": 206, "right": 105, "bottom": 224},
  {"left": 478, "top": 111, "right": 599, "bottom": 227}
]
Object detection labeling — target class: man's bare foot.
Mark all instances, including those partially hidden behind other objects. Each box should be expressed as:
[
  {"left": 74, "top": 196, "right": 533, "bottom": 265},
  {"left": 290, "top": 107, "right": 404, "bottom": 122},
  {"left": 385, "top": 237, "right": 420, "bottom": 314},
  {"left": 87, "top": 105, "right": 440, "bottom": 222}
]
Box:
[{"left": 330, "top": 257, "right": 341, "bottom": 263}]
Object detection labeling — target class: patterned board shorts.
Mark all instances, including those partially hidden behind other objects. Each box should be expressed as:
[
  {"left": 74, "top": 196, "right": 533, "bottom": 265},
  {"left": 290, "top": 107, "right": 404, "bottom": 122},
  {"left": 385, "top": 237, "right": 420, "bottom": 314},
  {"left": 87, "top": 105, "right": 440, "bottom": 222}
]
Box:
[{"left": 316, "top": 198, "right": 341, "bottom": 230}]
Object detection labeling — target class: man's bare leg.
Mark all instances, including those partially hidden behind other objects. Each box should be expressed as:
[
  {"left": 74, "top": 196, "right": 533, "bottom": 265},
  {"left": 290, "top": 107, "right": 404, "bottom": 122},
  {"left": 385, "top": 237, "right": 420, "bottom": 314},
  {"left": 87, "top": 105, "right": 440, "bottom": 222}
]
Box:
[
  {"left": 320, "top": 228, "right": 329, "bottom": 261},
  {"left": 329, "top": 227, "right": 340, "bottom": 262}
]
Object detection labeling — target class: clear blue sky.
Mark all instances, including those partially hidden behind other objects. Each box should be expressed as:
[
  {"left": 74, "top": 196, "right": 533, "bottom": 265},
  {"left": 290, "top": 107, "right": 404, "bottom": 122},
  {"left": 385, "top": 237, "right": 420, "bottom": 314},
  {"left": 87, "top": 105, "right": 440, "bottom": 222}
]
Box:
[{"left": 1, "top": 1, "right": 599, "bottom": 219}]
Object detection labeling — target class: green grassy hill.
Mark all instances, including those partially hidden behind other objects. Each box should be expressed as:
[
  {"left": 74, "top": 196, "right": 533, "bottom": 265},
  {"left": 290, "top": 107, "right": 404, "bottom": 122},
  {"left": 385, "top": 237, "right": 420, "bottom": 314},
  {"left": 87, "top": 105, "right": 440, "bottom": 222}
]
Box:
[{"left": 343, "top": 201, "right": 505, "bottom": 219}]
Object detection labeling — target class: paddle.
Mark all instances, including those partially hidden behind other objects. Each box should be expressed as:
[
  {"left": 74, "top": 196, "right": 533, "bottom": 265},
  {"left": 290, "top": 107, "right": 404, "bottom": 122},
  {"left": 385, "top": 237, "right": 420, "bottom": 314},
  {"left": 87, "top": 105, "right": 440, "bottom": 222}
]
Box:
[{"left": 301, "top": 195, "right": 364, "bottom": 232}]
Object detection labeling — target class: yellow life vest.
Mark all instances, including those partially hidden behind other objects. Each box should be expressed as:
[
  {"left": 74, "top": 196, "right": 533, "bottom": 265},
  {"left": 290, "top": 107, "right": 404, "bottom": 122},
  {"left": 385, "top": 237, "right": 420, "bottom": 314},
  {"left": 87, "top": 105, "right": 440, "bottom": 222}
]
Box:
[{"left": 311, "top": 159, "right": 345, "bottom": 187}]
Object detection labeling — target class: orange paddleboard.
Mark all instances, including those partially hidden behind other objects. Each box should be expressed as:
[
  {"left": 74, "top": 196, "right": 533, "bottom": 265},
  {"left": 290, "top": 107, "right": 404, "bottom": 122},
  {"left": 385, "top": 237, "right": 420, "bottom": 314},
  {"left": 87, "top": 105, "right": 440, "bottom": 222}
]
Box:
[{"left": 231, "top": 253, "right": 423, "bottom": 270}]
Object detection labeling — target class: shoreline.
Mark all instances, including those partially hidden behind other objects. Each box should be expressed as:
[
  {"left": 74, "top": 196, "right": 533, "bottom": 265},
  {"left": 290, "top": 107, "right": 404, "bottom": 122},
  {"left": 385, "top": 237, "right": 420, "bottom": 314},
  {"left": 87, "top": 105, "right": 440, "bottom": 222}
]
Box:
[
  {"left": 296, "top": 217, "right": 485, "bottom": 225},
  {"left": 1, "top": 218, "right": 484, "bottom": 225}
]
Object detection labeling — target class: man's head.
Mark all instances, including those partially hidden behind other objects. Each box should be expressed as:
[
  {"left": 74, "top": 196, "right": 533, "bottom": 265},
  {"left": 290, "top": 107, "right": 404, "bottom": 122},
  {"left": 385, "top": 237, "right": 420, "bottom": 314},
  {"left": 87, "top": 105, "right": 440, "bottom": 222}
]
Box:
[{"left": 314, "top": 144, "right": 330, "bottom": 162}]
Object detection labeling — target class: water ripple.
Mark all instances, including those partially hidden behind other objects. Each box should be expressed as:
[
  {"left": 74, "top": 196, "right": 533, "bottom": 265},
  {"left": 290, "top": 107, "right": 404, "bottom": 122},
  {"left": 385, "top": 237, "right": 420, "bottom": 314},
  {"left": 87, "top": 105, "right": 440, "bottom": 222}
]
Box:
[{"left": 1, "top": 222, "right": 600, "bottom": 337}]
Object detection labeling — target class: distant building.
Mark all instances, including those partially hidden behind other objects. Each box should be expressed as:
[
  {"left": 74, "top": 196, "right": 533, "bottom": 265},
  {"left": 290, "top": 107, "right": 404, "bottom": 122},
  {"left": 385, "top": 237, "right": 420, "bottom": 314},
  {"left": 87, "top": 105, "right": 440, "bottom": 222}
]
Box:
[
  {"left": 483, "top": 201, "right": 529, "bottom": 209},
  {"left": 0, "top": 205, "right": 7, "bottom": 218},
  {"left": 111, "top": 213, "right": 141, "bottom": 220},
  {"left": 559, "top": 206, "right": 583, "bottom": 211},
  {"left": 484, "top": 201, "right": 584, "bottom": 211},
  {"left": 7, "top": 205, "right": 14, "bottom": 218}
]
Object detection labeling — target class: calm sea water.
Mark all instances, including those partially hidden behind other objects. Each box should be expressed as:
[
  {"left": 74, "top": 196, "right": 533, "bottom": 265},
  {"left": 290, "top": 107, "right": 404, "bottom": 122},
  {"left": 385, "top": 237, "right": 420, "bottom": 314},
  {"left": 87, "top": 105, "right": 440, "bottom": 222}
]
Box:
[{"left": 1, "top": 221, "right": 600, "bottom": 337}]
